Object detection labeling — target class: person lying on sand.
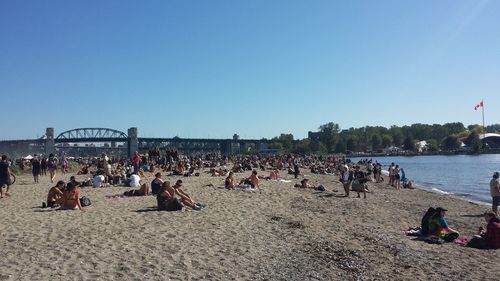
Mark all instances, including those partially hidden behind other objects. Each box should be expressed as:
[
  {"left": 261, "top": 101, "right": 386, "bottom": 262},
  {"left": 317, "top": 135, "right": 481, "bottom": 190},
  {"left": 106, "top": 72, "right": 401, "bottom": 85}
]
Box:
[
  {"left": 294, "top": 178, "right": 315, "bottom": 189},
  {"left": 123, "top": 183, "right": 150, "bottom": 197}
]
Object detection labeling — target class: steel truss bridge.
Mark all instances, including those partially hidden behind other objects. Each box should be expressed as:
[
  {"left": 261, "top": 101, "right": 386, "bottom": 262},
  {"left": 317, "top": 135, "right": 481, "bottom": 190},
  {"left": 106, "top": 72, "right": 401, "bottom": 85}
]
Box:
[{"left": 0, "top": 127, "right": 269, "bottom": 157}]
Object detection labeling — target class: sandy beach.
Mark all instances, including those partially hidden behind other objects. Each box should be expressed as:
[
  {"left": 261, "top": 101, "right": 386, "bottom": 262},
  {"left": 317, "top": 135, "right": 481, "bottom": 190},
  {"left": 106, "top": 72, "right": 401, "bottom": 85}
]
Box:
[{"left": 1, "top": 169, "right": 499, "bottom": 281}]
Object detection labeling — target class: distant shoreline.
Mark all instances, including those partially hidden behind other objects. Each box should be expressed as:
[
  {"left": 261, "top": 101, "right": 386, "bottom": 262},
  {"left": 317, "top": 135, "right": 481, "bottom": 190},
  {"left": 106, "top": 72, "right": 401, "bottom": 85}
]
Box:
[{"left": 347, "top": 148, "right": 500, "bottom": 158}]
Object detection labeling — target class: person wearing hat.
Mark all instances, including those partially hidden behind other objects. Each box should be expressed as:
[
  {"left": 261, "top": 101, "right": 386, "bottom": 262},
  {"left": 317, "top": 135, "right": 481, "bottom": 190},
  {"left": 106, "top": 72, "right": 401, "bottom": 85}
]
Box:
[
  {"left": 467, "top": 212, "right": 500, "bottom": 249},
  {"left": 490, "top": 172, "right": 500, "bottom": 215},
  {"left": 428, "top": 207, "right": 459, "bottom": 242}
]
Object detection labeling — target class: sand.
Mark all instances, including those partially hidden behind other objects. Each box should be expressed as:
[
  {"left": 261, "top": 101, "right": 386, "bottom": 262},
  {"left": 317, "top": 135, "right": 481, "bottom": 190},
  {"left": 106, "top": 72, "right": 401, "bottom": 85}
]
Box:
[{"left": 0, "top": 168, "right": 499, "bottom": 281}]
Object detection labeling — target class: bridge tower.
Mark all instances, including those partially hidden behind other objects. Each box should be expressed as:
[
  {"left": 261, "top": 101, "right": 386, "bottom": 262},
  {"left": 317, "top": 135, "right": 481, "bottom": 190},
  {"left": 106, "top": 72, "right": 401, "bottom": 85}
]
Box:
[
  {"left": 45, "top": 128, "right": 55, "bottom": 155},
  {"left": 128, "top": 127, "right": 138, "bottom": 158}
]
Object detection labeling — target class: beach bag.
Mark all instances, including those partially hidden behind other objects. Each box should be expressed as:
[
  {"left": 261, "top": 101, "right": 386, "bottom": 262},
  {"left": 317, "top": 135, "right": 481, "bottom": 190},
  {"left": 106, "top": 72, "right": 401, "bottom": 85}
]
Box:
[
  {"left": 80, "top": 196, "right": 91, "bottom": 207},
  {"left": 444, "top": 232, "right": 459, "bottom": 243},
  {"left": 316, "top": 185, "right": 326, "bottom": 191}
]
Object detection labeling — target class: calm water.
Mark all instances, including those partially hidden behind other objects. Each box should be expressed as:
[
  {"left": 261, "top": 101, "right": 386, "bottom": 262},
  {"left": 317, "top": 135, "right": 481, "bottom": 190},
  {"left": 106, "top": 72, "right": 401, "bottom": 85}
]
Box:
[{"left": 351, "top": 154, "right": 500, "bottom": 204}]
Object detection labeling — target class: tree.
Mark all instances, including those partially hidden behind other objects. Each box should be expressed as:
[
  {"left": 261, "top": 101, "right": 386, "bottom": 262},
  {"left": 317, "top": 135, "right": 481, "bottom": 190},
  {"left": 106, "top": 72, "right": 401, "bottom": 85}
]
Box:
[
  {"left": 318, "top": 122, "right": 340, "bottom": 153},
  {"left": 426, "top": 139, "right": 439, "bottom": 151},
  {"left": 346, "top": 137, "right": 357, "bottom": 152},
  {"left": 294, "top": 139, "right": 311, "bottom": 154},
  {"left": 381, "top": 134, "right": 392, "bottom": 148},
  {"left": 468, "top": 132, "right": 483, "bottom": 153},
  {"left": 268, "top": 142, "right": 284, "bottom": 151},
  {"left": 389, "top": 126, "right": 404, "bottom": 147},
  {"left": 371, "top": 134, "right": 382, "bottom": 151},
  {"left": 309, "top": 140, "right": 327, "bottom": 154},
  {"left": 403, "top": 135, "right": 415, "bottom": 151},
  {"left": 335, "top": 139, "right": 347, "bottom": 153},
  {"left": 271, "top": 134, "right": 294, "bottom": 152},
  {"left": 441, "top": 135, "right": 461, "bottom": 151}
]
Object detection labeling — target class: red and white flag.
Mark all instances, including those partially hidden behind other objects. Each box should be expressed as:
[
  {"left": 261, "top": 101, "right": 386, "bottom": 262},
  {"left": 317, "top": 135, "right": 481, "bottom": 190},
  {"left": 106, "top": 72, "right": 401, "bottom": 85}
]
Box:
[{"left": 474, "top": 100, "right": 483, "bottom": 110}]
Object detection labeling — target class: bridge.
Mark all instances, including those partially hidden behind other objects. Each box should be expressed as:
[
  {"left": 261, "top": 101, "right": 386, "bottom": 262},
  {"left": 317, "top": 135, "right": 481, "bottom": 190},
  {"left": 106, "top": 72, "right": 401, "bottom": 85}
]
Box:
[{"left": 0, "top": 127, "right": 270, "bottom": 158}]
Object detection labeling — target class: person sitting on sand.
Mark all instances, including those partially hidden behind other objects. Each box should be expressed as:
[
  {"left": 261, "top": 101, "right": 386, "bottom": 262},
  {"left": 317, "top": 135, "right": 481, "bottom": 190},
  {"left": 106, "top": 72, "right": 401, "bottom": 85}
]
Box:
[
  {"left": 127, "top": 173, "right": 141, "bottom": 188},
  {"left": 239, "top": 170, "right": 260, "bottom": 191},
  {"left": 151, "top": 172, "right": 164, "bottom": 195},
  {"left": 69, "top": 176, "right": 81, "bottom": 189},
  {"left": 269, "top": 169, "right": 281, "bottom": 180},
  {"left": 123, "top": 183, "right": 150, "bottom": 197},
  {"left": 467, "top": 212, "right": 500, "bottom": 249},
  {"left": 225, "top": 172, "right": 236, "bottom": 189},
  {"left": 157, "top": 181, "right": 183, "bottom": 211},
  {"left": 44, "top": 180, "right": 65, "bottom": 208},
  {"left": 60, "top": 183, "right": 84, "bottom": 211},
  {"left": 428, "top": 207, "right": 459, "bottom": 242},
  {"left": 172, "top": 180, "right": 204, "bottom": 210},
  {"left": 77, "top": 165, "right": 89, "bottom": 175},
  {"left": 92, "top": 171, "right": 106, "bottom": 188}
]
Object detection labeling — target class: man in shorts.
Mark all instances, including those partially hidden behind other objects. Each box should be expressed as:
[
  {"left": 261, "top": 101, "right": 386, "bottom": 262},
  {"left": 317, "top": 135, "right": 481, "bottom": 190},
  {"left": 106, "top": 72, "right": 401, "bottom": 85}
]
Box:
[
  {"left": 491, "top": 172, "right": 500, "bottom": 215},
  {"left": 0, "top": 155, "right": 13, "bottom": 198}
]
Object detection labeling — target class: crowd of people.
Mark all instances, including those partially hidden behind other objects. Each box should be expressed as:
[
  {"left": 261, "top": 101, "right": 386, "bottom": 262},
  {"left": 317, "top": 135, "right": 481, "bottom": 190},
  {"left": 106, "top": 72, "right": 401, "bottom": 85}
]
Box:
[{"left": 1, "top": 150, "right": 499, "bottom": 252}]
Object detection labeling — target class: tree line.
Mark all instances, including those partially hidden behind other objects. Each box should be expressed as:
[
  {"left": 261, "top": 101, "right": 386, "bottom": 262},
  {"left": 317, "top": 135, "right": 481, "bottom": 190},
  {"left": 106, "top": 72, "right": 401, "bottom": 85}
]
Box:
[{"left": 267, "top": 122, "right": 500, "bottom": 154}]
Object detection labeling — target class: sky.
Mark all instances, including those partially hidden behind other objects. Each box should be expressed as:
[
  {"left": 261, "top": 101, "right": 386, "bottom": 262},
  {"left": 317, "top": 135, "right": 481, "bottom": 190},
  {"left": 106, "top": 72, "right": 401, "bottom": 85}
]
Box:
[{"left": 0, "top": 0, "right": 499, "bottom": 140}]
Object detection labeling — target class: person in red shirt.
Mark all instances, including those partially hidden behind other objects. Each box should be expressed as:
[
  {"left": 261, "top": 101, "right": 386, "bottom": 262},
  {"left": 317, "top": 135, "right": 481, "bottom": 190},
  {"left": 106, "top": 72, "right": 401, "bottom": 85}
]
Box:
[
  {"left": 131, "top": 152, "right": 141, "bottom": 174},
  {"left": 60, "top": 183, "right": 84, "bottom": 211},
  {"left": 467, "top": 212, "right": 500, "bottom": 249}
]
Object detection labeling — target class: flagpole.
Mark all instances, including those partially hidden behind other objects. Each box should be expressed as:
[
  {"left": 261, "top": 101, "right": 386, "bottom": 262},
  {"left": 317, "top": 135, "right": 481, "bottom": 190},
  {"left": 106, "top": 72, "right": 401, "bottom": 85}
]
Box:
[{"left": 482, "top": 99, "right": 485, "bottom": 138}]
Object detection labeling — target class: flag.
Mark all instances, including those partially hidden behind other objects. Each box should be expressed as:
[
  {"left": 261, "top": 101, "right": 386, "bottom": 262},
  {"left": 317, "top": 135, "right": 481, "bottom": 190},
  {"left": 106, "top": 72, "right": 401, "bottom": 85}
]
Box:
[{"left": 474, "top": 100, "right": 483, "bottom": 110}]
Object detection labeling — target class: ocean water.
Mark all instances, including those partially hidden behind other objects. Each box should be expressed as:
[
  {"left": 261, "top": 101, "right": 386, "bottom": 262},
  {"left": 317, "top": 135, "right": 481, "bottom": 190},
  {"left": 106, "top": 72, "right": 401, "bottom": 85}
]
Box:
[{"left": 351, "top": 154, "right": 500, "bottom": 204}]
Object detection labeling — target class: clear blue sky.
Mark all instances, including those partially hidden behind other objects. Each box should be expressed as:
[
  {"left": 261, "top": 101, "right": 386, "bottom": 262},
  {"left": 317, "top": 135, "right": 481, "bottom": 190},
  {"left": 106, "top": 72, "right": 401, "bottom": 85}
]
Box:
[{"left": 1, "top": 0, "right": 499, "bottom": 140}]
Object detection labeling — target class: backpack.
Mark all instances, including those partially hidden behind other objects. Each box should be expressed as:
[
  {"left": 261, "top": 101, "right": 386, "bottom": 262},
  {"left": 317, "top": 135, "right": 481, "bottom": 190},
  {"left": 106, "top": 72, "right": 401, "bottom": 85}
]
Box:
[
  {"left": 80, "top": 196, "right": 91, "bottom": 207},
  {"left": 421, "top": 207, "right": 436, "bottom": 236}
]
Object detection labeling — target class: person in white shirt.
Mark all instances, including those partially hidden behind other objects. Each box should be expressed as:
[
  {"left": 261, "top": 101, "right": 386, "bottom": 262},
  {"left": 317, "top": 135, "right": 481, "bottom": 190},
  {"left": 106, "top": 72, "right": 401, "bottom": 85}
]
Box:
[
  {"left": 129, "top": 173, "right": 141, "bottom": 188},
  {"left": 92, "top": 174, "right": 106, "bottom": 188}
]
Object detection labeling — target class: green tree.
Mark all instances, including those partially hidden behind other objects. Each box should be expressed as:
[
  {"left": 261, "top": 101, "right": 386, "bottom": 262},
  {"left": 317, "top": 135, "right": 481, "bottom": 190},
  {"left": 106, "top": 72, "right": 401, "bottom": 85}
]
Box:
[
  {"left": 318, "top": 122, "right": 340, "bottom": 153},
  {"left": 309, "top": 140, "right": 327, "bottom": 154},
  {"left": 294, "top": 139, "right": 311, "bottom": 154},
  {"left": 381, "top": 134, "right": 392, "bottom": 148},
  {"left": 403, "top": 135, "right": 415, "bottom": 151},
  {"left": 441, "top": 135, "right": 461, "bottom": 151},
  {"left": 426, "top": 139, "right": 439, "bottom": 151},
  {"left": 371, "top": 134, "right": 382, "bottom": 151},
  {"left": 268, "top": 142, "right": 284, "bottom": 151},
  {"left": 335, "top": 139, "right": 347, "bottom": 153},
  {"left": 346, "top": 137, "right": 357, "bottom": 152}
]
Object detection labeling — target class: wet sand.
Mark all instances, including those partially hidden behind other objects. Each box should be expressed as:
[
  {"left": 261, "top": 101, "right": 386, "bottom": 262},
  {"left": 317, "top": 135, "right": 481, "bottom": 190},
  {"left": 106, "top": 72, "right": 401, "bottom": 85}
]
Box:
[{"left": 0, "top": 169, "right": 498, "bottom": 281}]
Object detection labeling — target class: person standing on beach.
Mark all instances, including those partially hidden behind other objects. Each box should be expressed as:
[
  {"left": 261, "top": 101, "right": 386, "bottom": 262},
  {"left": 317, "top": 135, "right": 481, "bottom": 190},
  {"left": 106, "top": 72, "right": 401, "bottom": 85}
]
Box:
[
  {"left": 293, "top": 159, "right": 300, "bottom": 179},
  {"left": 131, "top": 151, "right": 141, "bottom": 174},
  {"left": 40, "top": 157, "right": 47, "bottom": 176},
  {"left": 0, "top": 155, "right": 13, "bottom": 198},
  {"left": 490, "top": 172, "right": 500, "bottom": 215},
  {"left": 47, "top": 153, "right": 58, "bottom": 183},
  {"left": 31, "top": 154, "right": 41, "bottom": 183},
  {"left": 340, "top": 164, "right": 351, "bottom": 197},
  {"left": 388, "top": 163, "right": 395, "bottom": 186}
]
